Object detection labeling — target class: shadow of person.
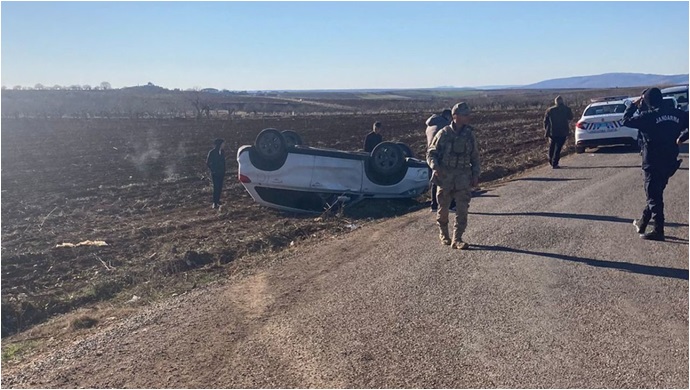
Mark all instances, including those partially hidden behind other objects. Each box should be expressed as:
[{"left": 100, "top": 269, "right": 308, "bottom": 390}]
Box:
[{"left": 470, "top": 244, "right": 688, "bottom": 280}]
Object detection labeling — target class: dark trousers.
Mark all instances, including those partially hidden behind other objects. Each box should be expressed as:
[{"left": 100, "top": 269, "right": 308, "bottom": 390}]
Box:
[
  {"left": 548, "top": 136, "right": 567, "bottom": 167},
  {"left": 212, "top": 173, "right": 225, "bottom": 205},
  {"left": 640, "top": 169, "right": 669, "bottom": 231}
]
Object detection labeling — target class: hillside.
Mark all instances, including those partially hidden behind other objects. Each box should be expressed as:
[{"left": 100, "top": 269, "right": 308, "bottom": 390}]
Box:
[{"left": 524, "top": 72, "right": 688, "bottom": 89}]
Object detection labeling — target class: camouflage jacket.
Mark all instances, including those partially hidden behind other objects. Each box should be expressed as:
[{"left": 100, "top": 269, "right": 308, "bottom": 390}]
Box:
[{"left": 427, "top": 123, "right": 480, "bottom": 185}]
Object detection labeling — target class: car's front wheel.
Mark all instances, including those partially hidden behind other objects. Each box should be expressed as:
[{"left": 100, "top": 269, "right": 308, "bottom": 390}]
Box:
[{"left": 249, "top": 128, "right": 288, "bottom": 171}]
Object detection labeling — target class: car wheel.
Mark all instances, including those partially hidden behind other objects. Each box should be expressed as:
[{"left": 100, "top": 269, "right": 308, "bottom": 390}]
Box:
[
  {"left": 369, "top": 142, "right": 405, "bottom": 175},
  {"left": 575, "top": 146, "right": 586, "bottom": 154},
  {"left": 395, "top": 142, "right": 414, "bottom": 158},
  {"left": 249, "top": 128, "right": 288, "bottom": 171},
  {"left": 281, "top": 130, "right": 303, "bottom": 147}
]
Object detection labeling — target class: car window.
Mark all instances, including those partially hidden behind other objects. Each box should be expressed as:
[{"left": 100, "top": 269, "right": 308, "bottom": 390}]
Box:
[
  {"left": 662, "top": 90, "right": 688, "bottom": 104},
  {"left": 584, "top": 104, "right": 626, "bottom": 116}
]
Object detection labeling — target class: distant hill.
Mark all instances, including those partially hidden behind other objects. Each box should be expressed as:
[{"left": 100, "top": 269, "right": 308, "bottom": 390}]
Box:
[{"left": 523, "top": 73, "right": 688, "bottom": 89}]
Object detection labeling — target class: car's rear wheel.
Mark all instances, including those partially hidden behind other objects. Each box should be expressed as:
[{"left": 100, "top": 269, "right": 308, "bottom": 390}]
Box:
[
  {"left": 249, "top": 128, "right": 288, "bottom": 171},
  {"left": 365, "top": 142, "right": 408, "bottom": 185},
  {"left": 281, "top": 130, "right": 303, "bottom": 147},
  {"left": 370, "top": 142, "right": 405, "bottom": 175}
]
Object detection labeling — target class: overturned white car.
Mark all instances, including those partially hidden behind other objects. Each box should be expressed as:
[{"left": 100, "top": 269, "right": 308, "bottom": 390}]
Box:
[{"left": 237, "top": 129, "right": 430, "bottom": 213}]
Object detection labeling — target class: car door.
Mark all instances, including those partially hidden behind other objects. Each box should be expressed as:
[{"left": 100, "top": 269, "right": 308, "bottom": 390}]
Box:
[{"left": 309, "top": 152, "right": 363, "bottom": 193}]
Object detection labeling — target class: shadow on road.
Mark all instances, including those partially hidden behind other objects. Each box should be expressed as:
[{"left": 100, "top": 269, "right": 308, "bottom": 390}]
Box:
[
  {"left": 472, "top": 189, "right": 499, "bottom": 198},
  {"left": 471, "top": 245, "right": 689, "bottom": 280},
  {"left": 560, "top": 165, "right": 640, "bottom": 169},
  {"left": 513, "top": 177, "right": 589, "bottom": 182},
  {"left": 590, "top": 145, "right": 640, "bottom": 154},
  {"left": 469, "top": 211, "right": 688, "bottom": 229}
]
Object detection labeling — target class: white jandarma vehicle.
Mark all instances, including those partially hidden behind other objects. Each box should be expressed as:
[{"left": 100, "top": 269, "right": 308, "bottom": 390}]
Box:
[
  {"left": 661, "top": 85, "right": 688, "bottom": 111},
  {"left": 575, "top": 95, "right": 681, "bottom": 154},
  {"left": 237, "top": 129, "right": 430, "bottom": 213},
  {"left": 574, "top": 96, "right": 638, "bottom": 154}
]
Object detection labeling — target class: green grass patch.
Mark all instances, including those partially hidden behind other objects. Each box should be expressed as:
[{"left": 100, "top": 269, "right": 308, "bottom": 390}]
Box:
[{"left": 2, "top": 340, "right": 36, "bottom": 362}]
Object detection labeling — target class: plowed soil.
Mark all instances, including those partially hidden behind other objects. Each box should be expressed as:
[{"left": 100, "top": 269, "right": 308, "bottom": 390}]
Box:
[{"left": 1, "top": 107, "right": 566, "bottom": 341}]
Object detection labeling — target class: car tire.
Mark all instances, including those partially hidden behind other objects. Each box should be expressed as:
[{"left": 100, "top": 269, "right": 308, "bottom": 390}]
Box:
[
  {"left": 575, "top": 146, "right": 586, "bottom": 154},
  {"left": 249, "top": 128, "right": 288, "bottom": 171},
  {"left": 370, "top": 142, "right": 405, "bottom": 175},
  {"left": 395, "top": 142, "right": 414, "bottom": 158},
  {"left": 365, "top": 142, "right": 408, "bottom": 185},
  {"left": 281, "top": 130, "right": 303, "bottom": 147}
]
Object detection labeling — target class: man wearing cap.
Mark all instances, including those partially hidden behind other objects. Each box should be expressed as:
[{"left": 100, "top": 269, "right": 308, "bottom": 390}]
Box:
[
  {"left": 623, "top": 87, "right": 689, "bottom": 241},
  {"left": 425, "top": 108, "right": 453, "bottom": 212},
  {"left": 427, "top": 102, "right": 481, "bottom": 249},
  {"left": 206, "top": 138, "right": 226, "bottom": 209},
  {"left": 543, "top": 96, "right": 574, "bottom": 168}
]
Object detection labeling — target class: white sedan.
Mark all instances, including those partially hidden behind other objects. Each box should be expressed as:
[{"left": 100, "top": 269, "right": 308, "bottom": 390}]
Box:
[
  {"left": 575, "top": 96, "right": 640, "bottom": 154},
  {"left": 237, "top": 129, "right": 430, "bottom": 213}
]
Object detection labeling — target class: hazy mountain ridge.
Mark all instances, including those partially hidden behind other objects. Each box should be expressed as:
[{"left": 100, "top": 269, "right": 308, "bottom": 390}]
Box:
[{"left": 521, "top": 72, "right": 688, "bottom": 89}]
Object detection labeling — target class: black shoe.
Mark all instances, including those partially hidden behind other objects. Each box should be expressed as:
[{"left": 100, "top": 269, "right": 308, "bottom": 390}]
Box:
[
  {"left": 632, "top": 219, "right": 646, "bottom": 234},
  {"left": 552, "top": 164, "right": 560, "bottom": 169},
  {"left": 640, "top": 231, "right": 665, "bottom": 241}
]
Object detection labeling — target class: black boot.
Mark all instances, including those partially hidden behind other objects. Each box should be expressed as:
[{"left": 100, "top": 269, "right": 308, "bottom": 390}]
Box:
[{"left": 641, "top": 220, "right": 665, "bottom": 241}]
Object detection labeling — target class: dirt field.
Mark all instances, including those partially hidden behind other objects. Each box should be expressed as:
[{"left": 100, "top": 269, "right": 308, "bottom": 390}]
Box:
[{"left": 1, "top": 102, "right": 585, "bottom": 341}]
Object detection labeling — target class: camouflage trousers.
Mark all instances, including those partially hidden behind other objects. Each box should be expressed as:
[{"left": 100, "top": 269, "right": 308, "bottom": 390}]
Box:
[{"left": 436, "top": 173, "right": 472, "bottom": 243}]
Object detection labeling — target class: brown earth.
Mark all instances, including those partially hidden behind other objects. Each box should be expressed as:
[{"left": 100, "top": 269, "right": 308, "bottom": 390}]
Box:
[{"left": 1, "top": 109, "right": 563, "bottom": 338}]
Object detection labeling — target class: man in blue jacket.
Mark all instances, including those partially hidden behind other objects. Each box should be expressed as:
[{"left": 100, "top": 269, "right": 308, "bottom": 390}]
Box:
[{"left": 623, "top": 87, "right": 689, "bottom": 241}]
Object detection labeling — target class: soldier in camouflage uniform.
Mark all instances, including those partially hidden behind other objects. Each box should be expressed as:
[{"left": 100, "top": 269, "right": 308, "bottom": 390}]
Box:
[{"left": 427, "top": 102, "right": 481, "bottom": 249}]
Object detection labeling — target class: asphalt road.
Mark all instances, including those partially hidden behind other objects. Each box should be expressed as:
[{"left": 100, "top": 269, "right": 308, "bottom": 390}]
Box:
[{"left": 3, "top": 146, "right": 688, "bottom": 388}]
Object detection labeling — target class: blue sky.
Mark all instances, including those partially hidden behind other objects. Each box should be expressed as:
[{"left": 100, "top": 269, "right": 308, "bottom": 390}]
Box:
[{"left": 2, "top": 1, "right": 688, "bottom": 90}]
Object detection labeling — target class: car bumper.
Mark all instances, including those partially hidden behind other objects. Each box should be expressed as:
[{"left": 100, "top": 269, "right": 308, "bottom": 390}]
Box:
[{"left": 575, "top": 127, "right": 638, "bottom": 146}]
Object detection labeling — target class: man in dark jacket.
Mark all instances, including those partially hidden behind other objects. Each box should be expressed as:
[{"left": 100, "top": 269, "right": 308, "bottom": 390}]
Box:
[
  {"left": 206, "top": 138, "right": 226, "bottom": 209},
  {"left": 363, "top": 121, "right": 383, "bottom": 152},
  {"left": 425, "top": 109, "right": 452, "bottom": 211},
  {"left": 543, "top": 96, "right": 574, "bottom": 168},
  {"left": 623, "top": 87, "right": 689, "bottom": 241}
]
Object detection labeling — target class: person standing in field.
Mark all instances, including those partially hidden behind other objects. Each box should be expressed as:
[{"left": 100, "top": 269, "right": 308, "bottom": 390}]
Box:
[
  {"left": 425, "top": 108, "right": 452, "bottom": 212},
  {"left": 363, "top": 121, "right": 383, "bottom": 152},
  {"left": 427, "top": 102, "right": 481, "bottom": 249},
  {"left": 206, "top": 138, "right": 226, "bottom": 209},
  {"left": 543, "top": 95, "right": 574, "bottom": 168}
]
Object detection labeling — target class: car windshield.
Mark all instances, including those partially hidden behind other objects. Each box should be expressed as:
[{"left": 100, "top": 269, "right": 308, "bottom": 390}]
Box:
[
  {"left": 584, "top": 103, "right": 626, "bottom": 116},
  {"left": 662, "top": 91, "right": 688, "bottom": 104}
]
